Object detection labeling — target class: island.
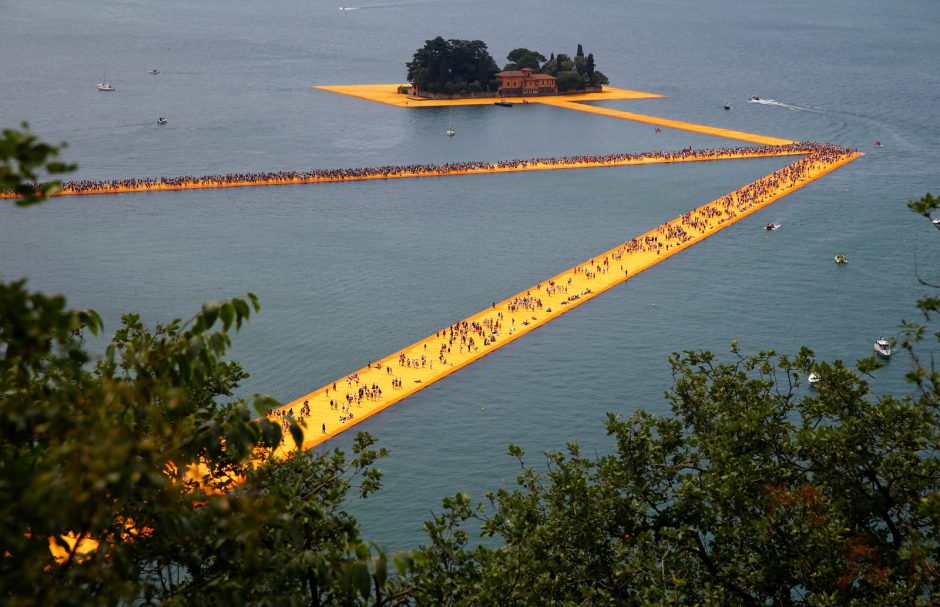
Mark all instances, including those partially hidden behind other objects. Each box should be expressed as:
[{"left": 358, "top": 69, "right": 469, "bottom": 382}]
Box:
[{"left": 403, "top": 37, "right": 609, "bottom": 99}]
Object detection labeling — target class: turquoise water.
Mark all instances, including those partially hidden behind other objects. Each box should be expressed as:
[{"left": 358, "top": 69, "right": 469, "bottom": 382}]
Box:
[{"left": 1, "top": 0, "right": 938, "bottom": 551}]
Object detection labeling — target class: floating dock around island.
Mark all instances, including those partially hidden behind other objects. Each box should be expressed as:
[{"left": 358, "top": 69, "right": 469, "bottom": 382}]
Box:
[{"left": 315, "top": 83, "right": 795, "bottom": 145}]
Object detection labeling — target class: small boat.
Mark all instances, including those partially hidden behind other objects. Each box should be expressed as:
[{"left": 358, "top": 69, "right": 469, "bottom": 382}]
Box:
[
  {"left": 873, "top": 337, "right": 892, "bottom": 358},
  {"left": 96, "top": 82, "right": 115, "bottom": 92},
  {"left": 494, "top": 100, "right": 513, "bottom": 107},
  {"left": 724, "top": 104, "right": 732, "bottom": 110},
  {"left": 765, "top": 223, "right": 780, "bottom": 231},
  {"left": 149, "top": 69, "right": 160, "bottom": 75},
  {"left": 834, "top": 254, "right": 847, "bottom": 265},
  {"left": 654, "top": 127, "right": 662, "bottom": 133},
  {"left": 446, "top": 108, "right": 455, "bottom": 136},
  {"left": 156, "top": 116, "right": 168, "bottom": 125},
  {"left": 808, "top": 372, "right": 820, "bottom": 385},
  {"left": 874, "top": 141, "right": 883, "bottom": 147},
  {"left": 445, "top": 127, "right": 455, "bottom": 137},
  {"left": 932, "top": 217, "right": 940, "bottom": 229},
  {"left": 750, "top": 95, "right": 760, "bottom": 101}
]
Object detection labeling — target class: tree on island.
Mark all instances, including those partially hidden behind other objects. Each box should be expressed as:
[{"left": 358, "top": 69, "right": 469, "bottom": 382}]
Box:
[
  {"left": 542, "top": 44, "right": 607, "bottom": 87},
  {"left": 503, "top": 48, "right": 546, "bottom": 72},
  {"left": 406, "top": 36, "right": 499, "bottom": 94},
  {"left": 407, "top": 39, "right": 606, "bottom": 95}
]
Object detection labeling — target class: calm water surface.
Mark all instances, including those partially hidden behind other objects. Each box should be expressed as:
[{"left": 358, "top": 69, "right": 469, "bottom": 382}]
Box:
[{"left": 1, "top": 0, "right": 938, "bottom": 551}]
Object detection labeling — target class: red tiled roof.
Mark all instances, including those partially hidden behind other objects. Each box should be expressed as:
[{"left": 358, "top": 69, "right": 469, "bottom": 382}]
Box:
[{"left": 495, "top": 71, "right": 556, "bottom": 81}]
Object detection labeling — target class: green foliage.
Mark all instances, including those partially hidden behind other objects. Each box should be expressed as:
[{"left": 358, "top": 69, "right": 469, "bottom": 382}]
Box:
[
  {"left": 591, "top": 69, "right": 609, "bottom": 86},
  {"left": 503, "top": 47, "right": 546, "bottom": 72},
  {"left": 555, "top": 70, "right": 584, "bottom": 92},
  {"left": 0, "top": 123, "right": 76, "bottom": 206},
  {"left": 541, "top": 52, "right": 572, "bottom": 76},
  {"left": 406, "top": 37, "right": 498, "bottom": 94},
  {"left": 411, "top": 345, "right": 939, "bottom": 605},
  {"left": 907, "top": 192, "right": 938, "bottom": 220},
  {"left": 0, "top": 275, "right": 401, "bottom": 605}
]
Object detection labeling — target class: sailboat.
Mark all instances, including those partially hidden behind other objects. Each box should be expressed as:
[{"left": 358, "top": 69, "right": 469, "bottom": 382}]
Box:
[{"left": 445, "top": 108, "right": 455, "bottom": 137}]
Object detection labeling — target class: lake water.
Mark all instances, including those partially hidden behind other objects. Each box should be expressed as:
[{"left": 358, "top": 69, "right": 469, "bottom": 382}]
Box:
[{"left": 1, "top": 0, "right": 938, "bottom": 551}]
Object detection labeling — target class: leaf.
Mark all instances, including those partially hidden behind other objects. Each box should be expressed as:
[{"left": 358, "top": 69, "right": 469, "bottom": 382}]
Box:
[
  {"left": 373, "top": 550, "right": 388, "bottom": 589},
  {"left": 392, "top": 552, "right": 414, "bottom": 575},
  {"left": 201, "top": 300, "right": 220, "bottom": 329},
  {"left": 352, "top": 562, "right": 371, "bottom": 599},
  {"left": 219, "top": 302, "right": 235, "bottom": 332},
  {"left": 289, "top": 420, "right": 304, "bottom": 451},
  {"left": 247, "top": 292, "right": 260, "bottom": 312},
  {"left": 232, "top": 298, "right": 250, "bottom": 329}
]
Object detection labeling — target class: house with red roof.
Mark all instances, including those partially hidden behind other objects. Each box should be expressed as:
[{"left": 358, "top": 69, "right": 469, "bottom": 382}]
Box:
[{"left": 494, "top": 68, "right": 558, "bottom": 96}]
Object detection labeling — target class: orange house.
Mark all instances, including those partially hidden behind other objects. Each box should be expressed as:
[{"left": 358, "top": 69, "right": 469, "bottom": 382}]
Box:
[{"left": 495, "top": 68, "right": 558, "bottom": 96}]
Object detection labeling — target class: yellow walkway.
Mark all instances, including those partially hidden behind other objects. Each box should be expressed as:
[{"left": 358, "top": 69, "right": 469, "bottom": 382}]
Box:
[
  {"left": 537, "top": 98, "right": 794, "bottom": 146},
  {"left": 315, "top": 82, "right": 793, "bottom": 146},
  {"left": 312, "top": 83, "right": 665, "bottom": 107},
  {"left": 2, "top": 148, "right": 808, "bottom": 199},
  {"left": 271, "top": 149, "right": 861, "bottom": 453}
]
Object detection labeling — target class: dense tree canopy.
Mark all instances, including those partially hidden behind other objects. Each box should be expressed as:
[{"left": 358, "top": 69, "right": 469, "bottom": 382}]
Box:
[
  {"left": 409, "top": 342, "right": 939, "bottom": 604},
  {"left": 406, "top": 39, "right": 608, "bottom": 94},
  {"left": 502, "top": 47, "right": 546, "bottom": 72},
  {"left": 405, "top": 37, "right": 499, "bottom": 94},
  {"left": 539, "top": 45, "right": 607, "bottom": 87}
]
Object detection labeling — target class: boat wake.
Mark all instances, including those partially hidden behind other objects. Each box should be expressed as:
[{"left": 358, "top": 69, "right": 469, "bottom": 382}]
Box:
[{"left": 747, "top": 98, "right": 823, "bottom": 113}]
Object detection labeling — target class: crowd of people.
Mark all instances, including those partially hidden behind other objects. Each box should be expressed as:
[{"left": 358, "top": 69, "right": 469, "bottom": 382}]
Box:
[
  {"left": 257, "top": 141, "right": 856, "bottom": 440},
  {"left": 1, "top": 142, "right": 854, "bottom": 197}
]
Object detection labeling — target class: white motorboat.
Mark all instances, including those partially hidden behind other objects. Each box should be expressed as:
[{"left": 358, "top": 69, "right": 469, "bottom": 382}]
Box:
[
  {"left": 97, "top": 82, "right": 115, "bottom": 92},
  {"left": 808, "top": 372, "right": 820, "bottom": 385},
  {"left": 932, "top": 217, "right": 940, "bottom": 229},
  {"left": 156, "top": 116, "right": 168, "bottom": 125},
  {"left": 873, "top": 337, "right": 892, "bottom": 358},
  {"left": 149, "top": 69, "right": 160, "bottom": 75},
  {"left": 834, "top": 254, "right": 847, "bottom": 264},
  {"left": 765, "top": 223, "right": 780, "bottom": 231}
]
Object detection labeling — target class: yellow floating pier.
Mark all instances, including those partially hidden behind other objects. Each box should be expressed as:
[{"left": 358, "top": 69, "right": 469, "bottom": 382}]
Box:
[
  {"left": 271, "top": 148, "right": 861, "bottom": 454},
  {"left": 1, "top": 148, "right": 808, "bottom": 199},
  {"left": 315, "top": 83, "right": 793, "bottom": 146},
  {"left": 537, "top": 98, "right": 794, "bottom": 146},
  {"left": 312, "top": 83, "right": 666, "bottom": 107}
]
